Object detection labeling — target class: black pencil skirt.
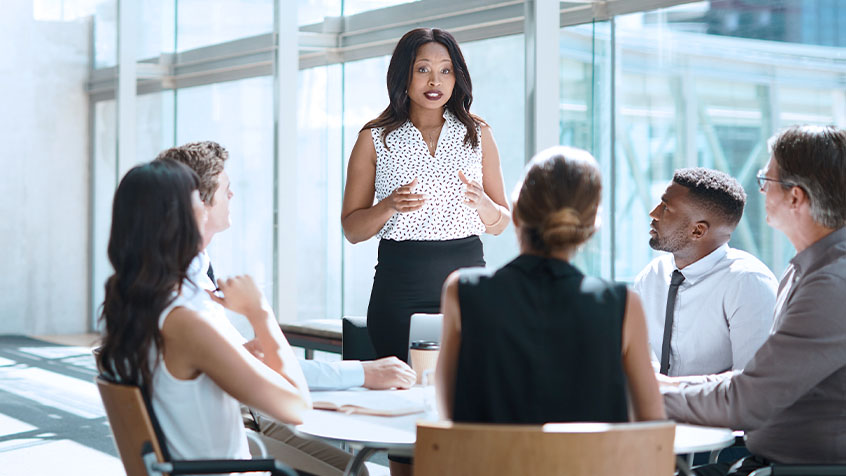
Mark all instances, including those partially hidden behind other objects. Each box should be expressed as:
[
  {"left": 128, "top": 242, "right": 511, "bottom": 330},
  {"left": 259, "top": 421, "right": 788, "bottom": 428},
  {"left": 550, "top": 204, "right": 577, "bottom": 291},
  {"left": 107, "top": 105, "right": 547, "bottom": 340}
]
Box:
[{"left": 367, "top": 236, "right": 485, "bottom": 362}]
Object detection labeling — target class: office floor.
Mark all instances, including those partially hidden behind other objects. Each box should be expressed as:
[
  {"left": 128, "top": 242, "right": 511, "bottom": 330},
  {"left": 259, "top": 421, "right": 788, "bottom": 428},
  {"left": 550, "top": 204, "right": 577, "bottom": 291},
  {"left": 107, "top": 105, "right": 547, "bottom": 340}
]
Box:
[
  {"left": 0, "top": 334, "right": 123, "bottom": 476},
  {"left": 0, "top": 334, "right": 390, "bottom": 476}
]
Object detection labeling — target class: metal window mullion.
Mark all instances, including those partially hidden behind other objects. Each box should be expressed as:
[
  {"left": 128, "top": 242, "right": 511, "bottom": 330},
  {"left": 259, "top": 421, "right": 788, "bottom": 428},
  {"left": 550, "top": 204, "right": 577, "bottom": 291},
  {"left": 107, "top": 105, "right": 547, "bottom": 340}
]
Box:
[
  {"left": 273, "top": 2, "right": 299, "bottom": 322},
  {"left": 117, "top": 0, "right": 137, "bottom": 174},
  {"left": 525, "top": 0, "right": 560, "bottom": 159},
  {"left": 609, "top": 17, "right": 617, "bottom": 281},
  {"left": 87, "top": 17, "right": 97, "bottom": 331}
]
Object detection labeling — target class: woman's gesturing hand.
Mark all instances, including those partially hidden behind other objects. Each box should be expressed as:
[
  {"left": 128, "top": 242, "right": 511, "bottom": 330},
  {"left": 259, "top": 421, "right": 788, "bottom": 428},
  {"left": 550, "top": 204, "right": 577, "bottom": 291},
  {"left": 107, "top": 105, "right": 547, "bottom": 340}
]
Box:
[
  {"left": 459, "top": 170, "right": 496, "bottom": 211},
  {"left": 207, "top": 275, "right": 268, "bottom": 321},
  {"left": 385, "top": 177, "right": 426, "bottom": 213},
  {"left": 459, "top": 170, "right": 505, "bottom": 229}
]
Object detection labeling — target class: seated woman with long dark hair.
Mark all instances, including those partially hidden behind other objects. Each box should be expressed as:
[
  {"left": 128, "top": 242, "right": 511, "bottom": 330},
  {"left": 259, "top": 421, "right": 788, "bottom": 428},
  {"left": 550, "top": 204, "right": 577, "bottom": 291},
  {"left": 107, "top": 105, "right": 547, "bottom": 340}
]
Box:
[
  {"left": 97, "top": 159, "right": 310, "bottom": 460},
  {"left": 436, "top": 147, "right": 665, "bottom": 424}
]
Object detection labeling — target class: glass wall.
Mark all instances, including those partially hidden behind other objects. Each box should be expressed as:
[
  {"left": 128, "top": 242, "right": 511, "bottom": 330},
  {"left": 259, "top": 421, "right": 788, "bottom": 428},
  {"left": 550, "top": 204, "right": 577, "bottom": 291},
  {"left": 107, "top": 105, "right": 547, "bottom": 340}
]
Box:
[
  {"left": 559, "top": 21, "right": 612, "bottom": 277},
  {"left": 91, "top": 100, "right": 117, "bottom": 323},
  {"left": 299, "top": 0, "right": 341, "bottom": 25},
  {"left": 342, "top": 0, "right": 418, "bottom": 16},
  {"left": 93, "top": 0, "right": 117, "bottom": 68},
  {"left": 89, "top": 0, "right": 846, "bottom": 327},
  {"left": 176, "top": 77, "right": 275, "bottom": 295},
  {"left": 342, "top": 54, "right": 391, "bottom": 317},
  {"left": 176, "top": 0, "right": 273, "bottom": 51},
  {"left": 92, "top": 0, "right": 174, "bottom": 66},
  {"left": 298, "top": 64, "right": 343, "bottom": 320},
  {"left": 136, "top": 91, "right": 174, "bottom": 165},
  {"left": 610, "top": 1, "right": 845, "bottom": 281},
  {"left": 462, "top": 34, "right": 525, "bottom": 270}
]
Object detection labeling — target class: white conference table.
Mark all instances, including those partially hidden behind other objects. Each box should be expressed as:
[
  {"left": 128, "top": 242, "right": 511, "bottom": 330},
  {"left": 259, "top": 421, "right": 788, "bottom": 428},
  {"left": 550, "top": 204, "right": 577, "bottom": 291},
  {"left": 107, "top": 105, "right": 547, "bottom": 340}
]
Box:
[{"left": 295, "top": 387, "right": 735, "bottom": 476}]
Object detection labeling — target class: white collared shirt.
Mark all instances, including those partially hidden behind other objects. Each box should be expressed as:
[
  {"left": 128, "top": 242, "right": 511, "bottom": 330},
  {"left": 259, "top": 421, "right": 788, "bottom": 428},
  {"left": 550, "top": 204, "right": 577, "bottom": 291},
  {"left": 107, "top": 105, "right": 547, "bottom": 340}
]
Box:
[
  {"left": 633, "top": 244, "right": 778, "bottom": 376},
  {"left": 182, "top": 251, "right": 246, "bottom": 345},
  {"left": 185, "top": 252, "right": 365, "bottom": 390}
]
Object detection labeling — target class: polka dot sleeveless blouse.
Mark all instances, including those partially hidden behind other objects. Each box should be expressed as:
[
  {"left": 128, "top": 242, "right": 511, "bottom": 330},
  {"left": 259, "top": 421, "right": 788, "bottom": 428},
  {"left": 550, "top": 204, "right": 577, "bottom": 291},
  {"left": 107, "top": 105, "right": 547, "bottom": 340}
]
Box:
[{"left": 373, "top": 109, "right": 486, "bottom": 241}]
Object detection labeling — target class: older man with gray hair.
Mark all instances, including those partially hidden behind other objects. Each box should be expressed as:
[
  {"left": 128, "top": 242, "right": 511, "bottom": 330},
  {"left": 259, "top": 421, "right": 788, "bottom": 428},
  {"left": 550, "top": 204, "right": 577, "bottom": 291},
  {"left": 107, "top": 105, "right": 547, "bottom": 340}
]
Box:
[{"left": 660, "top": 125, "right": 846, "bottom": 475}]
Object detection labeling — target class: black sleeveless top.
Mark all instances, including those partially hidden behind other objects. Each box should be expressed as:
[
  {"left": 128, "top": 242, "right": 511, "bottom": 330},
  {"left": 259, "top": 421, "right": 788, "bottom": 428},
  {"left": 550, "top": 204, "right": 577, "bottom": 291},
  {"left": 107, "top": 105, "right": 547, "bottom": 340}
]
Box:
[{"left": 452, "top": 254, "right": 629, "bottom": 424}]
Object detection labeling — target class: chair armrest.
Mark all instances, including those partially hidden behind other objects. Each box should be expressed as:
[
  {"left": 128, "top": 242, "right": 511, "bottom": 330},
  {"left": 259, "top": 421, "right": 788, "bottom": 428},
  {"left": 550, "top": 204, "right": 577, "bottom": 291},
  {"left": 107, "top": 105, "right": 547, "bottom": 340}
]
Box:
[
  {"left": 246, "top": 428, "right": 268, "bottom": 457},
  {"left": 750, "top": 465, "right": 846, "bottom": 476},
  {"left": 160, "top": 458, "right": 298, "bottom": 476},
  {"left": 141, "top": 442, "right": 298, "bottom": 476}
]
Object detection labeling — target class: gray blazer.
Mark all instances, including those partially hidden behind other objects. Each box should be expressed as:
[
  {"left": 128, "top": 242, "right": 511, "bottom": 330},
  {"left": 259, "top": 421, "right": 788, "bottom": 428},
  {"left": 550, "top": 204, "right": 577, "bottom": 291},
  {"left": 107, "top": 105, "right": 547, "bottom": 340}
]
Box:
[{"left": 662, "top": 227, "right": 846, "bottom": 464}]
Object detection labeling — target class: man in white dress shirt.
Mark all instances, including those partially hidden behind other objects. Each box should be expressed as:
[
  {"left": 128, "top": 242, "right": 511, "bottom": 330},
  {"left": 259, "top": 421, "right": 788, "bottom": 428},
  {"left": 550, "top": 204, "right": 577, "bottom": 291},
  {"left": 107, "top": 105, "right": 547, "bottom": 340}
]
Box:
[
  {"left": 633, "top": 168, "right": 778, "bottom": 377},
  {"left": 158, "top": 141, "right": 414, "bottom": 476}
]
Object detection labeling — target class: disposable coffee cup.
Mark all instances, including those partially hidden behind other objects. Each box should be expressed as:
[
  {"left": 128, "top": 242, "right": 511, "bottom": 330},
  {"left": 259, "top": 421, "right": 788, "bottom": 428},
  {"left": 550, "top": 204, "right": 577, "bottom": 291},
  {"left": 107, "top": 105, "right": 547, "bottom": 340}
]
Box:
[{"left": 410, "top": 340, "right": 440, "bottom": 385}]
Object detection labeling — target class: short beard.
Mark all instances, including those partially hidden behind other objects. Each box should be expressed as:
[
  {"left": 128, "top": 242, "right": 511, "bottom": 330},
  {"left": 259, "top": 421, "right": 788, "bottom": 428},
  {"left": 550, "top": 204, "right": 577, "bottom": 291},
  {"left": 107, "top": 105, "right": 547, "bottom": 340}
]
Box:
[{"left": 649, "top": 227, "right": 689, "bottom": 253}]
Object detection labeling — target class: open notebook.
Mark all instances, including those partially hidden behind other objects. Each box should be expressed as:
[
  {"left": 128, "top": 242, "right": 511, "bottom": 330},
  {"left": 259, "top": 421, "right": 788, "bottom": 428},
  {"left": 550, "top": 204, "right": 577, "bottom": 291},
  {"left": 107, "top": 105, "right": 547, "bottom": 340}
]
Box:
[{"left": 312, "top": 388, "right": 426, "bottom": 417}]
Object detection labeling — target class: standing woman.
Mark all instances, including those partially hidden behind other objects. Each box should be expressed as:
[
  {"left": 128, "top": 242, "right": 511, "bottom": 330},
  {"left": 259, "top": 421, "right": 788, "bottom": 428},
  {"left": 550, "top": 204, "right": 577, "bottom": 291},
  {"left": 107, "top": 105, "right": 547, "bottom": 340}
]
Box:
[{"left": 342, "top": 28, "right": 510, "bottom": 362}]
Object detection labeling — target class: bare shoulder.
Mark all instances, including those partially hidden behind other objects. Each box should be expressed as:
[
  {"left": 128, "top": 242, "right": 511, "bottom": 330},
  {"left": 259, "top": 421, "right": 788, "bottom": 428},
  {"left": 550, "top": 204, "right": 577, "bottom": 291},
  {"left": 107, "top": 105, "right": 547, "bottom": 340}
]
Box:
[
  {"left": 470, "top": 113, "right": 489, "bottom": 128},
  {"left": 625, "top": 288, "right": 643, "bottom": 309},
  {"left": 479, "top": 123, "right": 498, "bottom": 153},
  {"left": 622, "top": 289, "right": 646, "bottom": 325},
  {"left": 444, "top": 269, "right": 461, "bottom": 291},
  {"left": 441, "top": 270, "right": 461, "bottom": 308},
  {"left": 161, "top": 306, "right": 219, "bottom": 342},
  {"left": 441, "top": 270, "right": 463, "bottom": 333},
  {"left": 355, "top": 128, "right": 376, "bottom": 147},
  {"left": 479, "top": 122, "right": 494, "bottom": 138},
  {"left": 350, "top": 128, "right": 377, "bottom": 162}
]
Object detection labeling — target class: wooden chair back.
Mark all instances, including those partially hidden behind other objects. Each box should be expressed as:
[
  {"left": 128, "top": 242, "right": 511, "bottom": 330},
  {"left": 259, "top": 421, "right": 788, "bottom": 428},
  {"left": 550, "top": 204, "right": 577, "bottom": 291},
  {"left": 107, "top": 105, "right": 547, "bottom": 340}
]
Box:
[
  {"left": 414, "top": 420, "right": 675, "bottom": 476},
  {"left": 96, "top": 377, "right": 167, "bottom": 476}
]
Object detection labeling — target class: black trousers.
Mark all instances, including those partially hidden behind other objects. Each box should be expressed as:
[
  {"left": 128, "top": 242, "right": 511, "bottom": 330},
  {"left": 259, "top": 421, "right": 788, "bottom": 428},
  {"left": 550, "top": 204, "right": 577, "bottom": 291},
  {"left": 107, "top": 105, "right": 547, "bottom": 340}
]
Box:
[{"left": 367, "top": 236, "right": 485, "bottom": 362}]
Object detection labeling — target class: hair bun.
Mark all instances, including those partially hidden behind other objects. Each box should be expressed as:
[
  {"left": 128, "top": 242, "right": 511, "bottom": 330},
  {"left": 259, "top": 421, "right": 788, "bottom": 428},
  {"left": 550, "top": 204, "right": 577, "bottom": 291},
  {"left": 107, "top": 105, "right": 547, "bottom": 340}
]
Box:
[
  {"left": 540, "top": 207, "right": 596, "bottom": 249},
  {"left": 545, "top": 207, "right": 582, "bottom": 227},
  {"left": 514, "top": 146, "right": 602, "bottom": 255}
]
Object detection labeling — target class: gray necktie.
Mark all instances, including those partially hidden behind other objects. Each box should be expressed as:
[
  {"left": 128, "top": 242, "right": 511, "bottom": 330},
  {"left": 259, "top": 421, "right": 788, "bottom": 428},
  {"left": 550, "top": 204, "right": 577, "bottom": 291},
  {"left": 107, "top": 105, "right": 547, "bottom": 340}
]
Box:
[{"left": 660, "top": 270, "right": 686, "bottom": 375}]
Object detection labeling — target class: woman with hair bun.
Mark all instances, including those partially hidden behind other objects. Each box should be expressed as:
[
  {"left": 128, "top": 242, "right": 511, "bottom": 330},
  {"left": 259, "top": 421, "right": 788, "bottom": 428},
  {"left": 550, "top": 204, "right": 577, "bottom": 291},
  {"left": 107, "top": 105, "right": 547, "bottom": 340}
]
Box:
[
  {"left": 341, "top": 28, "right": 510, "bottom": 363},
  {"left": 435, "top": 146, "right": 665, "bottom": 424}
]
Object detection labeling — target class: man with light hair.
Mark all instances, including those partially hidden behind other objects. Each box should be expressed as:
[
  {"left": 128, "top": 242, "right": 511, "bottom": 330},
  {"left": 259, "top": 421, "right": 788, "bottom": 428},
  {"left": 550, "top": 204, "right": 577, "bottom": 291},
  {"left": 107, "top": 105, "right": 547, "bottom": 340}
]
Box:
[{"left": 661, "top": 125, "right": 846, "bottom": 475}]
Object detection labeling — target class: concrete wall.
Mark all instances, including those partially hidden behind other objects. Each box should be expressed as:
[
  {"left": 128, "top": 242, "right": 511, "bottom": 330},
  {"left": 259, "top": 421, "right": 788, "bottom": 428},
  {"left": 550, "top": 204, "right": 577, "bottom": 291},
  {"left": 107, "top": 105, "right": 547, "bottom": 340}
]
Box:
[{"left": 0, "top": 1, "right": 91, "bottom": 334}]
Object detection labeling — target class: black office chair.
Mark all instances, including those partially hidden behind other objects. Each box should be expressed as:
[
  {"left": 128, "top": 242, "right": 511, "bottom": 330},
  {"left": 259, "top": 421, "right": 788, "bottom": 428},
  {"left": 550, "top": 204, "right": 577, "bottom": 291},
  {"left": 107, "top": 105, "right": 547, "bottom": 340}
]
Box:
[
  {"left": 749, "top": 465, "right": 846, "bottom": 475},
  {"left": 342, "top": 316, "right": 378, "bottom": 361},
  {"left": 719, "top": 436, "right": 846, "bottom": 476}
]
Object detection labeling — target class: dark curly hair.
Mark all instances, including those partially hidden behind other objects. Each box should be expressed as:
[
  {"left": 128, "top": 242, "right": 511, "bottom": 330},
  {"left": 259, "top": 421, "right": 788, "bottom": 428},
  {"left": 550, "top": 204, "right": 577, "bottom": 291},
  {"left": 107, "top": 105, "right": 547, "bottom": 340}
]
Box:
[
  {"left": 156, "top": 141, "right": 228, "bottom": 205},
  {"left": 673, "top": 167, "right": 746, "bottom": 227},
  {"left": 362, "top": 28, "right": 483, "bottom": 149},
  {"left": 97, "top": 159, "right": 202, "bottom": 392}
]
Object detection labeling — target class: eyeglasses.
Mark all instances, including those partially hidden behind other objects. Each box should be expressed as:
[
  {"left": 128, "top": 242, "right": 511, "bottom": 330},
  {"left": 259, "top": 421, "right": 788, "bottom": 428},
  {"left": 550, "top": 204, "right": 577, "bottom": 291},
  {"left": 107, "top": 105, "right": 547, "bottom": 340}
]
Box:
[{"left": 756, "top": 169, "right": 795, "bottom": 192}]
